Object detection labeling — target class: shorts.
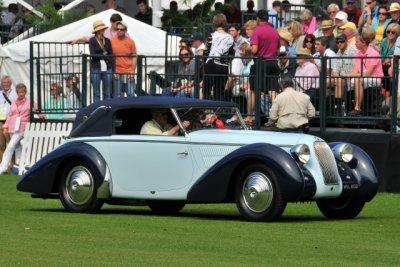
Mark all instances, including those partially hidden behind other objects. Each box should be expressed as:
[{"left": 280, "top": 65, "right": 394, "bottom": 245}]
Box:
[{"left": 250, "top": 59, "right": 280, "bottom": 93}]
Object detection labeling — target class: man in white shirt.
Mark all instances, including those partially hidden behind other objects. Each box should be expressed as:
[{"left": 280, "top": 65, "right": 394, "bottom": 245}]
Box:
[{"left": 0, "top": 75, "right": 18, "bottom": 161}]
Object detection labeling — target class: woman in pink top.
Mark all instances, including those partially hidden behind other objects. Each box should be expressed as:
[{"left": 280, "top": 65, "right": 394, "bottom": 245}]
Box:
[
  {"left": 0, "top": 83, "right": 32, "bottom": 174},
  {"left": 345, "top": 27, "right": 384, "bottom": 116},
  {"left": 300, "top": 9, "right": 316, "bottom": 35}
]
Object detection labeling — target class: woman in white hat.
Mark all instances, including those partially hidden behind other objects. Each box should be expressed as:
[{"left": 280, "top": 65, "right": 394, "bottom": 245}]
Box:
[{"left": 89, "top": 20, "right": 114, "bottom": 102}]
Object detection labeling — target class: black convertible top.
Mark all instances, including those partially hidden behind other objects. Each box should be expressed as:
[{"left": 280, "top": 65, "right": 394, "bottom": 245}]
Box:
[{"left": 71, "top": 96, "right": 237, "bottom": 137}]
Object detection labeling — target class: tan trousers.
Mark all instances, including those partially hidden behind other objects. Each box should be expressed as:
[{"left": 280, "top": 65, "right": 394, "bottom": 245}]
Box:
[{"left": 0, "top": 122, "right": 6, "bottom": 162}]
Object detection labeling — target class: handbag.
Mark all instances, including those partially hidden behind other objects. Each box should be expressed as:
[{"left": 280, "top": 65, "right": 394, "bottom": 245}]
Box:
[{"left": 0, "top": 104, "right": 7, "bottom": 121}]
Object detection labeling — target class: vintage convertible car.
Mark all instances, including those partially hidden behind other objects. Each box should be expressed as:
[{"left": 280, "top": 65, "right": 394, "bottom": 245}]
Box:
[{"left": 17, "top": 97, "right": 379, "bottom": 222}]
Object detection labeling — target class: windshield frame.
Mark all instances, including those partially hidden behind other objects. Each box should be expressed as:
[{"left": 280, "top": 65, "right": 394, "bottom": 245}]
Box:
[{"left": 171, "top": 106, "right": 248, "bottom": 134}]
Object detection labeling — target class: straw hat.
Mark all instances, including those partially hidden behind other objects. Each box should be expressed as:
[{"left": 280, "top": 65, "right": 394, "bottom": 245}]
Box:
[
  {"left": 339, "top": 21, "right": 357, "bottom": 30},
  {"left": 320, "top": 19, "right": 334, "bottom": 29},
  {"left": 278, "top": 28, "right": 293, "bottom": 43},
  {"left": 297, "top": 47, "right": 312, "bottom": 57},
  {"left": 388, "top": 2, "right": 400, "bottom": 12},
  {"left": 92, "top": 20, "right": 108, "bottom": 33}
]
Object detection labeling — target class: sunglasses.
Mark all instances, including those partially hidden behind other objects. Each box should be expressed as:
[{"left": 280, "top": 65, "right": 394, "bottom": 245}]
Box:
[
  {"left": 387, "top": 30, "right": 396, "bottom": 35},
  {"left": 336, "top": 40, "right": 346, "bottom": 44},
  {"left": 305, "top": 40, "right": 314, "bottom": 44},
  {"left": 378, "top": 12, "right": 387, "bottom": 15},
  {"left": 180, "top": 53, "right": 190, "bottom": 56},
  {"left": 366, "top": 2, "right": 372, "bottom": 4},
  {"left": 116, "top": 28, "right": 126, "bottom": 31},
  {"left": 328, "top": 11, "right": 337, "bottom": 14}
]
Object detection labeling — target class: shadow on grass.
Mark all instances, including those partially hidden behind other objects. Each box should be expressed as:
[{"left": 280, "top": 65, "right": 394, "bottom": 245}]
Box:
[{"left": 26, "top": 206, "right": 376, "bottom": 223}]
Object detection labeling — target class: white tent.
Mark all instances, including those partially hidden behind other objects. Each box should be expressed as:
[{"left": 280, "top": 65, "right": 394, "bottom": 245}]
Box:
[{"left": 0, "top": 9, "right": 178, "bottom": 86}]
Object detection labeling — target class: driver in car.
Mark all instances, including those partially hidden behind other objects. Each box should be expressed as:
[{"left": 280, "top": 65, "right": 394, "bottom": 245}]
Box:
[{"left": 140, "top": 109, "right": 190, "bottom": 135}]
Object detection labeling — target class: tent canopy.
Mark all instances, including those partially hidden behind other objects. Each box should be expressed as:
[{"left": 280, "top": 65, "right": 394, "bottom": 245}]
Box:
[{"left": 0, "top": 9, "right": 168, "bottom": 62}]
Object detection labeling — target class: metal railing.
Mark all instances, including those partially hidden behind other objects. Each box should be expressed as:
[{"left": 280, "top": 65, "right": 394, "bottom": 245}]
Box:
[{"left": 29, "top": 41, "right": 400, "bottom": 133}]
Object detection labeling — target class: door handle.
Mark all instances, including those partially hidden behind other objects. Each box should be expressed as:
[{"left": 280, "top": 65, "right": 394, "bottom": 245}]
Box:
[{"left": 177, "top": 151, "right": 188, "bottom": 156}]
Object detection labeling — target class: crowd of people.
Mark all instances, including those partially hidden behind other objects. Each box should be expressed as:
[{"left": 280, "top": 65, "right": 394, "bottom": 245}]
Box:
[
  {"left": 76, "top": 1, "right": 400, "bottom": 129},
  {"left": 164, "top": 1, "right": 400, "bottom": 128},
  {"left": 3, "top": 1, "right": 400, "bottom": 173}
]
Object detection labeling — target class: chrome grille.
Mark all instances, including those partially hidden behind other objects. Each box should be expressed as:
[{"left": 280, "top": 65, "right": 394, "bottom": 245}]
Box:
[{"left": 313, "top": 141, "right": 339, "bottom": 185}]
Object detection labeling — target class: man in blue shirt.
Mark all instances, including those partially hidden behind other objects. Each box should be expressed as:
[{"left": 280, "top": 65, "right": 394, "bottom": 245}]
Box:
[{"left": 268, "top": 1, "right": 285, "bottom": 28}]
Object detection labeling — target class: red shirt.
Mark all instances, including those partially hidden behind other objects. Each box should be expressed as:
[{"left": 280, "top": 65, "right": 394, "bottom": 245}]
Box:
[{"left": 250, "top": 23, "right": 280, "bottom": 60}]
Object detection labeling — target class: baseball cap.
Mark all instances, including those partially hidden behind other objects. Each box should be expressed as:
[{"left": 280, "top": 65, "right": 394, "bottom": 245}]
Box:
[
  {"left": 278, "top": 46, "right": 289, "bottom": 56},
  {"left": 335, "top": 11, "right": 348, "bottom": 21},
  {"left": 336, "top": 33, "right": 347, "bottom": 41},
  {"left": 188, "top": 33, "right": 204, "bottom": 42},
  {"left": 347, "top": 0, "right": 355, "bottom": 3}
]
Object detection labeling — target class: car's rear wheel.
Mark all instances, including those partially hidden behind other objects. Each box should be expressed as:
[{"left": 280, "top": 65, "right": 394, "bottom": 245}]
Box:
[
  {"left": 317, "top": 198, "right": 366, "bottom": 219},
  {"left": 147, "top": 201, "right": 185, "bottom": 215},
  {"left": 235, "top": 164, "right": 286, "bottom": 222},
  {"left": 59, "top": 160, "right": 104, "bottom": 213}
]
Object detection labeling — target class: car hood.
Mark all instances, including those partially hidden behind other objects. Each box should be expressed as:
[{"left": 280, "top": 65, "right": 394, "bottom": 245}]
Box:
[{"left": 187, "top": 129, "right": 323, "bottom": 147}]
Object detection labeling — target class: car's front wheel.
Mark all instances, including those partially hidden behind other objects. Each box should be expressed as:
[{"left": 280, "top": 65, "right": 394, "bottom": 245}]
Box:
[
  {"left": 147, "top": 201, "right": 185, "bottom": 215},
  {"left": 235, "top": 164, "right": 286, "bottom": 222},
  {"left": 316, "top": 198, "right": 366, "bottom": 219},
  {"left": 59, "top": 160, "right": 104, "bottom": 213}
]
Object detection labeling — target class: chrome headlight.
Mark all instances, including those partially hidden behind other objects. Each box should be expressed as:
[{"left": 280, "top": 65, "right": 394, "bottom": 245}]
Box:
[
  {"left": 290, "top": 144, "right": 310, "bottom": 164},
  {"left": 332, "top": 143, "right": 353, "bottom": 163}
]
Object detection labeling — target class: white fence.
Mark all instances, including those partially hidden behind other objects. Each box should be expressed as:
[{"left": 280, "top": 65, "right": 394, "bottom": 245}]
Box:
[{"left": 19, "top": 122, "right": 73, "bottom": 175}]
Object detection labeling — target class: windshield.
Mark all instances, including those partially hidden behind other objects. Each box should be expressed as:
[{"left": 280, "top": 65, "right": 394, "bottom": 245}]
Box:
[{"left": 174, "top": 107, "right": 247, "bottom": 132}]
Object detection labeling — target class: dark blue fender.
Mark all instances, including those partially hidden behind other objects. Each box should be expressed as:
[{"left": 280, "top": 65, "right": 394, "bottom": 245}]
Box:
[
  {"left": 329, "top": 142, "right": 379, "bottom": 202},
  {"left": 187, "top": 143, "right": 308, "bottom": 202},
  {"left": 17, "top": 142, "right": 107, "bottom": 194}
]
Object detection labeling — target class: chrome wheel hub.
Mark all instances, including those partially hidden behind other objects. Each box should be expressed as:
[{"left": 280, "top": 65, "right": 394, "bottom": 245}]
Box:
[
  {"left": 242, "top": 172, "right": 273, "bottom": 213},
  {"left": 65, "top": 166, "right": 94, "bottom": 205}
]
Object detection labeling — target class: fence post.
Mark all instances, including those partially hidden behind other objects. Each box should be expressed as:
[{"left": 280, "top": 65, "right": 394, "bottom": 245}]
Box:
[
  {"left": 319, "top": 56, "right": 327, "bottom": 133},
  {"left": 29, "top": 41, "right": 35, "bottom": 121},
  {"left": 35, "top": 42, "right": 42, "bottom": 119},
  {"left": 136, "top": 55, "right": 143, "bottom": 95},
  {"left": 254, "top": 57, "right": 262, "bottom": 130},
  {"left": 391, "top": 55, "right": 399, "bottom": 133},
  {"left": 194, "top": 56, "right": 200, "bottom": 99},
  {"left": 81, "top": 54, "right": 88, "bottom": 107}
]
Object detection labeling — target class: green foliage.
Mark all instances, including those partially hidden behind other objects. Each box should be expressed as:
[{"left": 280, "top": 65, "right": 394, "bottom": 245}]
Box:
[
  {"left": 1, "top": 174, "right": 400, "bottom": 266},
  {"left": 304, "top": 0, "right": 321, "bottom": 4},
  {"left": 25, "top": 0, "right": 90, "bottom": 32},
  {"left": 161, "top": 0, "right": 216, "bottom": 28}
]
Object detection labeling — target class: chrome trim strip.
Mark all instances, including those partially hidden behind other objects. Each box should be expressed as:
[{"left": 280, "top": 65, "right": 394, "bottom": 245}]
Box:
[{"left": 69, "top": 139, "right": 293, "bottom": 148}]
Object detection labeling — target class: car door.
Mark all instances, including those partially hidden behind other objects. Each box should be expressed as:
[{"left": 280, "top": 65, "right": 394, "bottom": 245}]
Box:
[{"left": 107, "top": 134, "right": 193, "bottom": 192}]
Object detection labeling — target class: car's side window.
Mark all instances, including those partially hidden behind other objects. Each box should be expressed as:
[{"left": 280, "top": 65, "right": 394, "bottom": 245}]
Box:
[{"left": 113, "top": 108, "right": 151, "bottom": 135}]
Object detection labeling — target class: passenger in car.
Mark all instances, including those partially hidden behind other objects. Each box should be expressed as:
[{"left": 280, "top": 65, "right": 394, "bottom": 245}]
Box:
[{"left": 140, "top": 109, "right": 190, "bottom": 135}]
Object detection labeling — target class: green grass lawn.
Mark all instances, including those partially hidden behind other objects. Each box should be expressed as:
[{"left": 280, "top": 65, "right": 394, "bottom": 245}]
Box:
[{"left": 1, "top": 175, "right": 399, "bottom": 267}]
